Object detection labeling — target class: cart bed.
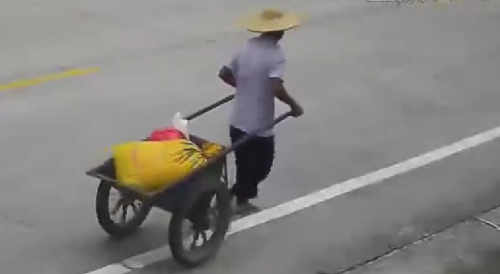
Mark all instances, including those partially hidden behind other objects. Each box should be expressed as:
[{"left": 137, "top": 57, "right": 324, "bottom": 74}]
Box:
[{"left": 86, "top": 134, "right": 228, "bottom": 213}]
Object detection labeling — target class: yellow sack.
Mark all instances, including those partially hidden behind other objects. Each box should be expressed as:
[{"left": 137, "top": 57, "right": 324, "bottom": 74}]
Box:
[{"left": 112, "top": 139, "right": 207, "bottom": 193}]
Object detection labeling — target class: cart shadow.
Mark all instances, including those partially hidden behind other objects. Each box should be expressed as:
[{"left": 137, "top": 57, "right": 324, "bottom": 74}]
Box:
[
  {"left": 135, "top": 208, "right": 264, "bottom": 273},
  {"left": 95, "top": 222, "right": 170, "bottom": 259}
]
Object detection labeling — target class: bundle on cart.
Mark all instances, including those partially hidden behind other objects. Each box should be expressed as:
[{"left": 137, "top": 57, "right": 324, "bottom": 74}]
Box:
[
  {"left": 111, "top": 114, "right": 224, "bottom": 194},
  {"left": 112, "top": 139, "right": 207, "bottom": 193}
]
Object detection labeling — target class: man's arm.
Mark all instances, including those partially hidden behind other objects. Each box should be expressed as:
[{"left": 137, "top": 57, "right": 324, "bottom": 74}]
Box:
[
  {"left": 218, "top": 66, "right": 236, "bottom": 88},
  {"left": 218, "top": 52, "right": 238, "bottom": 88},
  {"left": 269, "top": 57, "right": 303, "bottom": 117},
  {"left": 270, "top": 78, "right": 303, "bottom": 117}
]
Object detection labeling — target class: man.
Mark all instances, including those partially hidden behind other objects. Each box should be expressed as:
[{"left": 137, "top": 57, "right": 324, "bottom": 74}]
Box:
[{"left": 218, "top": 9, "right": 304, "bottom": 214}]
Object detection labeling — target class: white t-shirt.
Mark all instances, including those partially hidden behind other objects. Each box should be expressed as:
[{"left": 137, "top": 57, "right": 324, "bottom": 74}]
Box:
[{"left": 226, "top": 36, "right": 286, "bottom": 137}]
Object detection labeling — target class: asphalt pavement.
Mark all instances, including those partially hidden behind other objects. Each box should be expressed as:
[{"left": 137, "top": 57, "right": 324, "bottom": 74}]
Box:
[{"left": 1, "top": 0, "right": 500, "bottom": 274}]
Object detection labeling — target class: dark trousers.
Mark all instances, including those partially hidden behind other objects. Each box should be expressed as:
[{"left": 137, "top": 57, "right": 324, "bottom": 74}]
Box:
[{"left": 229, "top": 126, "right": 275, "bottom": 201}]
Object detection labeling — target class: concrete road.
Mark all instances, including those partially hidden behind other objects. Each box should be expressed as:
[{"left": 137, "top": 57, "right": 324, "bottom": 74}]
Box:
[
  {"left": 0, "top": 0, "right": 499, "bottom": 274},
  {"left": 347, "top": 207, "right": 500, "bottom": 274}
]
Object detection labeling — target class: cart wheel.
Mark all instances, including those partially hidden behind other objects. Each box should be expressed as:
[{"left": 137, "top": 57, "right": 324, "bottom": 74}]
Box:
[
  {"left": 168, "top": 179, "right": 231, "bottom": 268},
  {"left": 95, "top": 180, "right": 152, "bottom": 237}
]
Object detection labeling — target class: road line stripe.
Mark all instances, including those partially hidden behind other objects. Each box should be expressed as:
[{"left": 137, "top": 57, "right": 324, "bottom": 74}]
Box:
[
  {"left": 0, "top": 67, "right": 99, "bottom": 92},
  {"left": 83, "top": 124, "right": 500, "bottom": 274},
  {"left": 475, "top": 217, "right": 500, "bottom": 231},
  {"left": 85, "top": 264, "right": 130, "bottom": 274}
]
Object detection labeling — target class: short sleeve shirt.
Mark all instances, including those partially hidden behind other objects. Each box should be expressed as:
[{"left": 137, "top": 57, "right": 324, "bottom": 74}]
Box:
[{"left": 226, "top": 36, "right": 286, "bottom": 137}]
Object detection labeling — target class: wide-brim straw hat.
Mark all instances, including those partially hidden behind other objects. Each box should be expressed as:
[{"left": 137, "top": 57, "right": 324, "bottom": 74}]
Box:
[{"left": 239, "top": 9, "right": 302, "bottom": 33}]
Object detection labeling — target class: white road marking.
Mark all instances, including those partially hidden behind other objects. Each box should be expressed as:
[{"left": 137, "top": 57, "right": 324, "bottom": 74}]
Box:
[{"left": 84, "top": 125, "right": 500, "bottom": 274}]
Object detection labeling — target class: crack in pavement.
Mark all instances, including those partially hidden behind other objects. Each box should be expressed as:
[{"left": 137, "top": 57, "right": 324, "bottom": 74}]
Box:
[{"left": 317, "top": 202, "right": 500, "bottom": 274}]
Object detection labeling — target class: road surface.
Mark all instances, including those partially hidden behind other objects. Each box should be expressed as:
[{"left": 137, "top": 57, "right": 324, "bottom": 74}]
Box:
[{"left": 1, "top": 0, "right": 500, "bottom": 274}]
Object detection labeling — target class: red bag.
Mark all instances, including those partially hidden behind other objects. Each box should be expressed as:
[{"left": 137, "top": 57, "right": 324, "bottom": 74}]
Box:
[{"left": 149, "top": 127, "right": 186, "bottom": 141}]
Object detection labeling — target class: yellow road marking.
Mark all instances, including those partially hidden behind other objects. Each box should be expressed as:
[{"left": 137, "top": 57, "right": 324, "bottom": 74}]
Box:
[{"left": 0, "top": 67, "right": 99, "bottom": 92}]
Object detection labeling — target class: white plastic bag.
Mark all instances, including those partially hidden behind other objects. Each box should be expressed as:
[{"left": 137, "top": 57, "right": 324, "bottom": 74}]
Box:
[{"left": 172, "top": 112, "right": 189, "bottom": 139}]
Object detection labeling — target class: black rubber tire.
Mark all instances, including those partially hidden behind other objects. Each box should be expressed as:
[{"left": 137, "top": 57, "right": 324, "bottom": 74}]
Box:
[
  {"left": 168, "top": 179, "right": 232, "bottom": 268},
  {"left": 95, "top": 180, "right": 152, "bottom": 237}
]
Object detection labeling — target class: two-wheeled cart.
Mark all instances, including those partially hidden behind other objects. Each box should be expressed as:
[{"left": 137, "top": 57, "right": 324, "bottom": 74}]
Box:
[{"left": 86, "top": 94, "right": 291, "bottom": 268}]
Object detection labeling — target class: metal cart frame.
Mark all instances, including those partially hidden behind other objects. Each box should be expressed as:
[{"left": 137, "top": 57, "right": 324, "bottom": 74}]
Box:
[{"left": 85, "top": 94, "right": 291, "bottom": 268}]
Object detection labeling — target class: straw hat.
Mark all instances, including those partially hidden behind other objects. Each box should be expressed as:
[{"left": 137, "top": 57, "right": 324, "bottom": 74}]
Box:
[{"left": 239, "top": 9, "right": 302, "bottom": 33}]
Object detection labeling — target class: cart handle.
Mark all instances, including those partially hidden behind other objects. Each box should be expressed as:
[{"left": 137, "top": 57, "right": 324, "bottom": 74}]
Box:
[
  {"left": 225, "top": 112, "right": 291, "bottom": 154},
  {"left": 183, "top": 94, "right": 235, "bottom": 121}
]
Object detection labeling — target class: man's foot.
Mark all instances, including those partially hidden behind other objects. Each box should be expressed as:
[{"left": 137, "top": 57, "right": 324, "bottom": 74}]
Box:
[{"left": 231, "top": 198, "right": 261, "bottom": 217}]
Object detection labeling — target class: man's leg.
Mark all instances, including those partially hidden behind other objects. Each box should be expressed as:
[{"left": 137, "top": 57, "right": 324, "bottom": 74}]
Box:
[
  {"left": 248, "top": 134, "right": 275, "bottom": 195},
  {"left": 229, "top": 126, "right": 255, "bottom": 203},
  {"left": 229, "top": 126, "right": 275, "bottom": 205}
]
